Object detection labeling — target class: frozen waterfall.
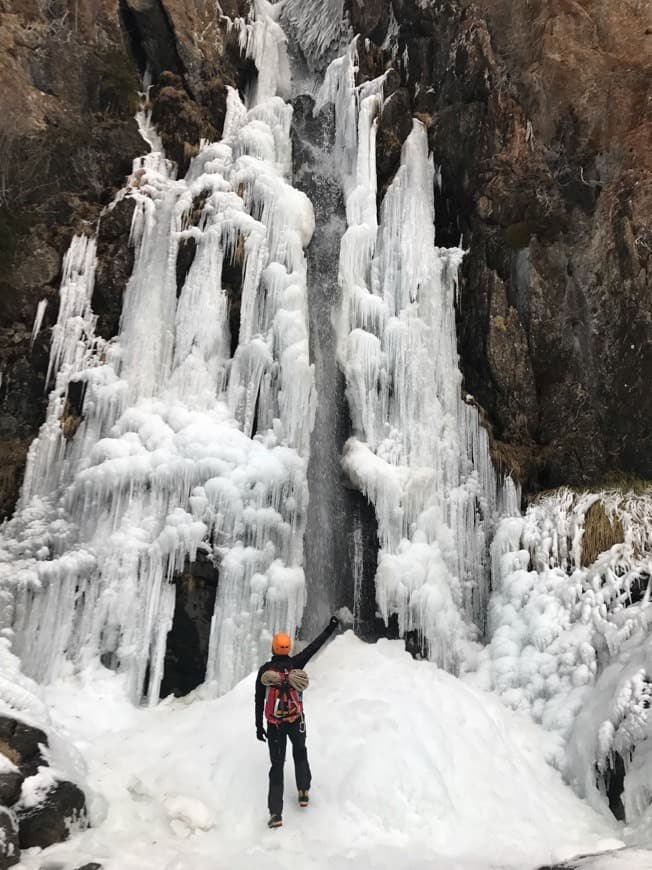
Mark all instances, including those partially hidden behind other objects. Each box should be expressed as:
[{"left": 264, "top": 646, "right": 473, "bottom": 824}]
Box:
[
  {"left": 0, "top": 5, "right": 316, "bottom": 702},
  {"left": 0, "top": 6, "right": 518, "bottom": 702},
  {"left": 317, "top": 41, "right": 519, "bottom": 671}
]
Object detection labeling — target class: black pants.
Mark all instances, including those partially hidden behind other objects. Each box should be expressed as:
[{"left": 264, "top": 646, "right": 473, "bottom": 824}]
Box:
[{"left": 267, "top": 718, "right": 311, "bottom": 816}]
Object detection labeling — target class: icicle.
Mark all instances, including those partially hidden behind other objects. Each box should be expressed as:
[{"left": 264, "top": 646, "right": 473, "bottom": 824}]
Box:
[
  {"left": 30, "top": 299, "right": 48, "bottom": 350},
  {"left": 46, "top": 234, "right": 97, "bottom": 387}
]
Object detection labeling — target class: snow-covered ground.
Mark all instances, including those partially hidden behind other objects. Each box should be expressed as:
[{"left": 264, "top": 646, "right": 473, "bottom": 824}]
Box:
[{"left": 15, "top": 632, "right": 647, "bottom": 870}]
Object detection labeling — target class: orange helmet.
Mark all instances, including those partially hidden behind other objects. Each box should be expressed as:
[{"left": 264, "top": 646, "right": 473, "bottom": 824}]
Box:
[{"left": 272, "top": 632, "right": 291, "bottom": 655}]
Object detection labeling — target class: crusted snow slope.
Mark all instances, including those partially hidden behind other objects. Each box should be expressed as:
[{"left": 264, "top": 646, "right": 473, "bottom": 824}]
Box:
[
  {"left": 14, "top": 633, "right": 635, "bottom": 870},
  {"left": 0, "top": 3, "right": 316, "bottom": 703},
  {"left": 316, "top": 41, "right": 519, "bottom": 672},
  {"left": 484, "top": 487, "right": 652, "bottom": 826}
]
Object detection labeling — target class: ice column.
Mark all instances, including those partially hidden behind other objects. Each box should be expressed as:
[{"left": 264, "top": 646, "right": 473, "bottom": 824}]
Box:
[{"left": 318, "top": 42, "right": 518, "bottom": 672}]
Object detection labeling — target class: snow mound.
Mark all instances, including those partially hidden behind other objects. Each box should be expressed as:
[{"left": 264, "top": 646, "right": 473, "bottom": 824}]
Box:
[{"left": 17, "top": 633, "right": 634, "bottom": 870}]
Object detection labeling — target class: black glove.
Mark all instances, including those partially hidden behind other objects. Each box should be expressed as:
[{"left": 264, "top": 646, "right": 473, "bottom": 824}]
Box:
[
  {"left": 257, "top": 725, "right": 267, "bottom": 742},
  {"left": 329, "top": 615, "right": 339, "bottom": 629}
]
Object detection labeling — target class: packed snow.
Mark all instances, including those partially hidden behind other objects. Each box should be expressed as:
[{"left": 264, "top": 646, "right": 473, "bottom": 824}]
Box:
[{"left": 11, "top": 633, "right": 645, "bottom": 870}]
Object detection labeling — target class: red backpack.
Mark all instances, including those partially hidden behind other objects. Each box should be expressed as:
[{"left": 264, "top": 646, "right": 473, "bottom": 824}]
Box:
[{"left": 264, "top": 669, "right": 304, "bottom": 724}]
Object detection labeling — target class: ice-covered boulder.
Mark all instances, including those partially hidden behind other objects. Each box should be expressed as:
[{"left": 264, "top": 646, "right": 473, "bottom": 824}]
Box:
[
  {"left": 15, "top": 770, "right": 87, "bottom": 849},
  {"left": 0, "top": 716, "right": 48, "bottom": 778}
]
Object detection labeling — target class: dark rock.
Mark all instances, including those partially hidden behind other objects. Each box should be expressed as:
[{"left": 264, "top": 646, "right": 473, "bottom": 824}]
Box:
[
  {"left": 376, "top": 87, "right": 413, "bottom": 198},
  {"left": 93, "top": 196, "right": 137, "bottom": 340},
  {"left": 12, "top": 235, "right": 60, "bottom": 289},
  {"left": 347, "top": 0, "right": 390, "bottom": 44},
  {"left": 0, "top": 806, "right": 19, "bottom": 869},
  {"left": 150, "top": 71, "right": 229, "bottom": 174},
  {"left": 122, "top": 0, "right": 184, "bottom": 79},
  {"left": 0, "top": 717, "right": 49, "bottom": 778},
  {"left": 17, "top": 778, "right": 87, "bottom": 849},
  {"left": 175, "top": 237, "right": 197, "bottom": 298},
  {"left": 160, "top": 552, "right": 219, "bottom": 698},
  {"left": 0, "top": 770, "right": 24, "bottom": 807},
  {"left": 72, "top": 864, "right": 103, "bottom": 870},
  {"left": 0, "top": 0, "right": 247, "bottom": 521}
]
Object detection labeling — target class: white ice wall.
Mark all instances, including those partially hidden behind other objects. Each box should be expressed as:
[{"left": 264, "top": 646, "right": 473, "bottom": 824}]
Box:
[
  {"left": 318, "top": 41, "right": 519, "bottom": 672},
  {"left": 0, "top": 5, "right": 316, "bottom": 703}
]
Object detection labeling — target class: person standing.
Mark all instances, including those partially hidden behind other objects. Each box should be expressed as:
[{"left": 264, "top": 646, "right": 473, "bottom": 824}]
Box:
[{"left": 255, "top": 617, "right": 339, "bottom": 828}]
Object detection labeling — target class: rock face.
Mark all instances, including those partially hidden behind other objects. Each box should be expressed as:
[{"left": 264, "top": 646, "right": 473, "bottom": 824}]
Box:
[
  {"left": 0, "top": 0, "right": 649, "bottom": 507},
  {"left": 352, "top": 0, "right": 652, "bottom": 494},
  {"left": 159, "top": 553, "right": 219, "bottom": 698}
]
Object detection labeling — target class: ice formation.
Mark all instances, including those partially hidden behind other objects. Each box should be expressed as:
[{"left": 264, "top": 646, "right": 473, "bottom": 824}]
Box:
[
  {"left": 485, "top": 488, "right": 652, "bottom": 822},
  {"left": 316, "top": 41, "right": 519, "bottom": 671},
  {"left": 280, "top": 0, "right": 352, "bottom": 70},
  {"left": 0, "top": 2, "right": 316, "bottom": 702},
  {"left": 29, "top": 298, "right": 48, "bottom": 350}
]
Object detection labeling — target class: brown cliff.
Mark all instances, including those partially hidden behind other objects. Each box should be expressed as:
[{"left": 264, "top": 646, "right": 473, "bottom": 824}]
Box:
[
  {"left": 0, "top": 0, "right": 649, "bottom": 519},
  {"left": 356, "top": 0, "right": 652, "bottom": 493}
]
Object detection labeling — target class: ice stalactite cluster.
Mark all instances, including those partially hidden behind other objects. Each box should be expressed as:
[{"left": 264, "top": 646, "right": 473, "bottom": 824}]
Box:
[
  {"left": 317, "top": 42, "right": 519, "bottom": 673},
  {"left": 485, "top": 487, "right": 652, "bottom": 822},
  {"left": 0, "top": 4, "right": 316, "bottom": 703}
]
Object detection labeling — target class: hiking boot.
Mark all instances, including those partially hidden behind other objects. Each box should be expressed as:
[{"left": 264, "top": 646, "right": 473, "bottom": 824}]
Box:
[
  {"left": 268, "top": 814, "right": 283, "bottom": 828},
  {"left": 298, "top": 790, "right": 309, "bottom": 807}
]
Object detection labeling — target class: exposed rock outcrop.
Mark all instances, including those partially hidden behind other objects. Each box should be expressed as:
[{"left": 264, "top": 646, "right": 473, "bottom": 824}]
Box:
[
  {"left": 160, "top": 552, "right": 219, "bottom": 698},
  {"left": 16, "top": 775, "right": 87, "bottom": 848},
  {"left": 0, "top": 716, "right": 48, "bottom": 779},
  {"left": 0, "top": 715, "right": 89, "bottom": 858}
]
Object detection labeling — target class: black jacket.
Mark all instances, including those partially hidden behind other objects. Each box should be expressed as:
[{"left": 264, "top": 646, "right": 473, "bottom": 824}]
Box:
[{"left": 255, "top": 622, "right": 337, "bottom": 729}]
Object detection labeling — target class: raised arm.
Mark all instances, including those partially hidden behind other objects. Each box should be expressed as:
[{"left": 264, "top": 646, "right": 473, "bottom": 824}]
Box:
[{"left": 292, "top": 617, "right": 338, "bottom": 670}]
